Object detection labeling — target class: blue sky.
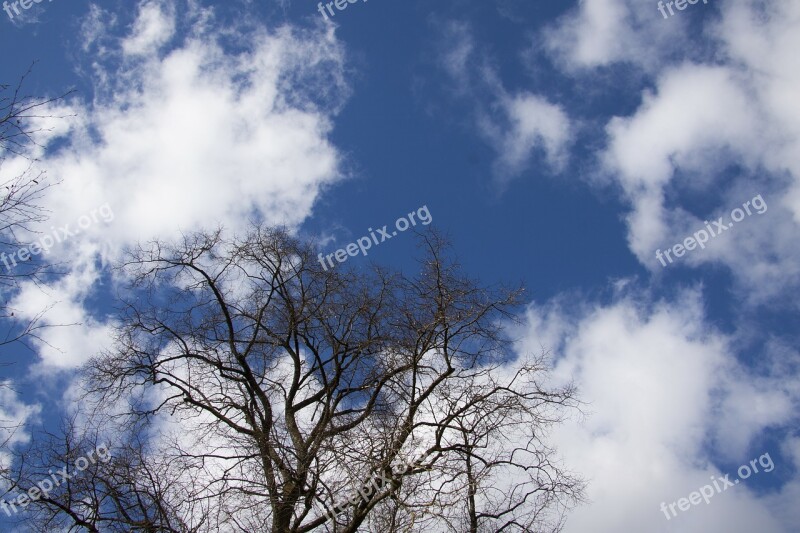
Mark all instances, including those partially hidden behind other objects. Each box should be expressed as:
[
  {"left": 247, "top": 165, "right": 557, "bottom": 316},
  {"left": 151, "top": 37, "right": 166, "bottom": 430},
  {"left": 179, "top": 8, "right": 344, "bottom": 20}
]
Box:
[{"left": 1, "top": 0, "right": 799, "bottom": 531}]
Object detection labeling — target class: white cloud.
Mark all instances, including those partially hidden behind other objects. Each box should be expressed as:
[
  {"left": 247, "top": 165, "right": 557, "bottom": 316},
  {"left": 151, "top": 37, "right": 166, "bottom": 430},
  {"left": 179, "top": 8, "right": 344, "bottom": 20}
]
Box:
[
  {"left": 603, "top": 65, "right": 758, "bottom": 194},
  {"left": 556, "top": 0, "right": 800, "bottom": 304},
  {"left": 543, "top": 0, "right": 693, "bottom": 71},
  {"left": 516, "top": 289, "right": 798, "bottom": 532},
  {"left": 10, "top": 256, "right": 116, "bottom": 370},
  {"left": 4, "top": 0, "right": 350, "bottom": 369},
  {"left": 438, "top": 22, "right": 573, "bottom": 185},
  {"left": 479, "top": 92, "right": 571, "bottom": 179},
  {"left": 122, "top": 0, "right": 176, "bottom": 56},
  {"left": 713, "top": 0, "right": 800, "bottom": 223}
]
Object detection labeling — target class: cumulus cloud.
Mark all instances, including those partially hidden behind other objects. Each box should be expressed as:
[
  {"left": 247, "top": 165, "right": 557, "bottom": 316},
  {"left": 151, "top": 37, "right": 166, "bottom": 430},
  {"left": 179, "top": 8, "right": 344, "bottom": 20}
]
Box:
[
  {"left": 3, "top": 0, "right": 350, "bottom": 369},
  {"left": 488, "top": 3, "right": 800, "bottom": 529},
  {"left": 603, "top": 65, "right": 759, "bottom": 194},
  {"left": 548, "top": 0, "right": 800, "bottom": 304},
  {"left": 514, "top": 288, "right": 799, "bottom": 532},
  {"left": 543, "top": 0, "right": 695, "bottom": 71},
  {"left": 713, "top": 1, "right": 800, "bottom": 222}
]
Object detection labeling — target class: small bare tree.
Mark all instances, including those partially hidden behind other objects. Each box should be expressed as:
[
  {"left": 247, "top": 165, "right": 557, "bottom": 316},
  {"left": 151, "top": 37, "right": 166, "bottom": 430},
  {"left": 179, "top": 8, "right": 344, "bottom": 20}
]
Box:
[{"left": 16, "top": 226, "right": 583, "bottom": 532}]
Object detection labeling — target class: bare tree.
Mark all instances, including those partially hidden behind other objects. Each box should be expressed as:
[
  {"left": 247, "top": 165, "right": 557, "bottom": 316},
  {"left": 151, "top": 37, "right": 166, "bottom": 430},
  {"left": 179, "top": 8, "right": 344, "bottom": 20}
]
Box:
[
  {"left": 1, "top": 414, "right": 200, "bottom": 532},
  {"left": 18, "top": 226, "right": 583, "bottom": 532}
]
